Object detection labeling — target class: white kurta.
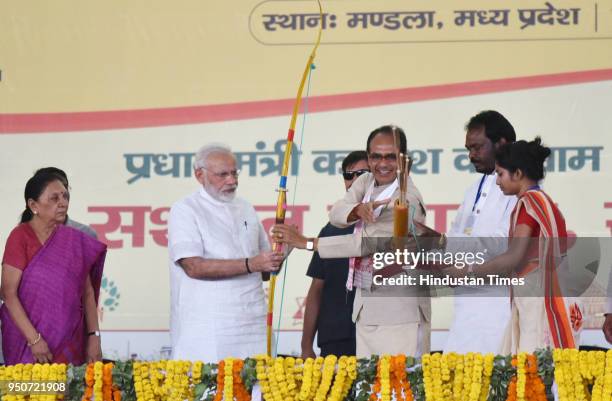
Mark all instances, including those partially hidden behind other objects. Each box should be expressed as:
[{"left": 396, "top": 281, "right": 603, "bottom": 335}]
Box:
[
  {"left": 168, "top": 187, "right": 270, "bottom": 362},
  {"left": 444, "top": 173, "right": 517, "bottom": 354}
]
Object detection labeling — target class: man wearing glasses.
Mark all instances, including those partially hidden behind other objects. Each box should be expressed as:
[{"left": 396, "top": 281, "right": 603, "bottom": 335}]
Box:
[
  {"left": 274, "top": 125, "right": 432, "bottom": 358},
  {"left": 167, "top": 143, "right": 284, "bottom": 361},
  {"left": 301, "top": 150, "right": 369, "bottom": 358}
]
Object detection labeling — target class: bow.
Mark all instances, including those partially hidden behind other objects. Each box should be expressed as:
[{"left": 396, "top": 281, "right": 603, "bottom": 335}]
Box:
[{"left": 267, "top": 0, "right": 323, "bottom": 356}]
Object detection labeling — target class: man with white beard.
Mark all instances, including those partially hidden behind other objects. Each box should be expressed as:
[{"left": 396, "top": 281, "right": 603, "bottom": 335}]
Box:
[{"left": 168, "top": 143, "right": 284, "bottom": 361}]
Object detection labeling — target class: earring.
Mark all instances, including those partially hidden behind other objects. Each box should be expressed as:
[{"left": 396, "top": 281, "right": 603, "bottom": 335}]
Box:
[{"left": 33, "top": 210, "right": 38, "bottom": 215}]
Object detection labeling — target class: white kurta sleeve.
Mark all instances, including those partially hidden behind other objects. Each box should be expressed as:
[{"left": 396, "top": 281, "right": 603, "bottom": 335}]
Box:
[
  {"left": 448, "top": 190, "right": 469, "bottom": 236},
  {"left": 328, "top": 174, "right": 368, "bottom": 227},
  {"left": 168, "top": 201, "right": 205, "bottom": 262},
  {"left": 493, "top": 199, "right": 515, "bottom": 237},
  {"left": 317, "top": 233, "right": 363, "bottom": 258},
  {"left": 258, "top": 219, "right": 271, "bottom": 252}
]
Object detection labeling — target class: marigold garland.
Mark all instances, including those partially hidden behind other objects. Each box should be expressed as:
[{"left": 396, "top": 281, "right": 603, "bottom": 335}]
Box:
[
  {"left": 233, "top": 358, "right": 251, "bottom": 401},
  {"left": 314, "top": 355, "right": 336, "bottom": 401},
  {"left": 570, "top": 350, "right": 587, "bottom": 401},
  {"left": 92, "top": 362, "right": 103, "bottom": 401},
  {"left": 214, "top": 360, "right": 226, "bottom": 401},
  {"left": 102, "top": 363, "right": 113, "bottom": 401},
  {"left": 462, "top": 353, "right": 474, "bottom": 401},
  {"left": 6, "top": 351, "right": 612, "bottom": 401},
  {"left": 151, "top": 361, "right": 165, "bottom": 398},
  {"left": 224, "top": 358, "right": 234, "bottom": 401},
  {"left": 309, "top": 357, "right": 324, "bottom": 401},
  {"left": 421, "top": 352, "right": 492, "bottom": 401},
  {"left": 440, "top": 353, "right": 452, "bottom": 401},
  {"left": 370, "top": 357, "right": 382, "bottom": 401},
  {"left": 283, "top": 357, "right": 297, "bottom": 400},
  {"left": 589, "top": 352, "right": 604, "bottom": 401},
  {"left": 601, "top": 350, "right": 612, "bottom": 401},
  {"left": 83, "top": 363, "right": 95, "bottom": 401},
  {"left": 297, "top": 357, "right": 313, "bottom": 401},
  {"left": 516, "top": 353, "right": 527, "bottom": 401},
  {"left": 430, "top": 353, "right": 444, "bottom": 401},
  {"left": 0, "top": 363, "right": 69, "bottom": 401},
  {"left": 554, "top": 348, "right": 588, "bottom": 401},
  {"left": 341, "top": 356, "right": 357, "bottom": 400},
  {"left": 380, "top": 355, "right": 391, "bottom": 401},
  {"left": 453, "top": 353, "right": 464, "bottom": 401},
  {"left": 391, "top": 355, "right": 413, "bottom": 401},
  {"left": 327, "top": 356, "right": 347, "bottom": 401},
  {"left": 256, "top": 355, "right": 272, "bottom": 401},
  {"left": 506, "top": 376, "right": 517, "bottom": 401},
  {"left": 470, "top": 353, "right": 485, "bottom": 401},
  {"left": 479, "top": 354, "right": 494, "bottom": 401},
  {"left": 524, "top": 354, "right": 546, "bottom": 401},
  {"left": 367, "top": 355, "right": 413, "bottom": 401},
  {"left": 134, "top": 360, "right": 193, "bottom": 401},
  {"left": 267, "top": 356, "right": 283, "bottom": 401}
]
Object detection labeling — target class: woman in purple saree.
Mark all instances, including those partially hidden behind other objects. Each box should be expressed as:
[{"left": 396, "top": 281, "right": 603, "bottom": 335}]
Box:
[{"left": 1, "top": 170, "right": 106, "bottom": 365}]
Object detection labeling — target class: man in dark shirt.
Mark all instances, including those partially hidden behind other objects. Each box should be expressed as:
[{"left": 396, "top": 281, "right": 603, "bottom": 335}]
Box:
[{"left": 301, "top": 150, "right": 369, "bottom": 358}]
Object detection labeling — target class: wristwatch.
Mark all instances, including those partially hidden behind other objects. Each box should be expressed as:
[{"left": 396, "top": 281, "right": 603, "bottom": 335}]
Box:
[
  {"left": 87, "top": 330, "right": 101, "bottom": 337},
  {"left": 305, "top": 238, "right": 314, "bottom": 251}
]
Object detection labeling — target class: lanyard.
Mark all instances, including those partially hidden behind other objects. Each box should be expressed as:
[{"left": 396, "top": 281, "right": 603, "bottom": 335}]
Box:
[{"left": 472, "top": 174, "right": 487, "bottom": 212}]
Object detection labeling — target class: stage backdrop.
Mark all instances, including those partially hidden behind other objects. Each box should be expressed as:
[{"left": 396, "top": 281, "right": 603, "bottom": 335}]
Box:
[{"left": 1, "top": 0, "right": 611, "bottom": 357}]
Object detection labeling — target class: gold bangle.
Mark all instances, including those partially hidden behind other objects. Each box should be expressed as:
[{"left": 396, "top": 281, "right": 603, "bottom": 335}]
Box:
[{"left": 27, "top": 332, "right": 41, "bottom": 347}]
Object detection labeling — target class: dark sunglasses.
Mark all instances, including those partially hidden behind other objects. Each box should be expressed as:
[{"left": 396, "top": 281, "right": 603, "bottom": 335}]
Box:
[{"left": 342, "top": 169, "right": 370, "bottom": 180}]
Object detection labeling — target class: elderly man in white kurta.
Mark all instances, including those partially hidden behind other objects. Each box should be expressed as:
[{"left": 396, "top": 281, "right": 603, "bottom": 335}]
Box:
[
  {"left": 444, "top": 110, "right": 517, "bottom": 354},
  {"left": 168, "top": 143, "right": 284, "bottom": 362}
]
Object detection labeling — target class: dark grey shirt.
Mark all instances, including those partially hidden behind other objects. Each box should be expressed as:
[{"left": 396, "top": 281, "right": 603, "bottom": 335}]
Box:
[{"left": 66, "top": 217, "right": 98, "bottom": 239}]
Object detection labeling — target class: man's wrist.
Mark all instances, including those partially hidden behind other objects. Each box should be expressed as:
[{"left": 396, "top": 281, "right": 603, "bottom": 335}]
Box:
[{"left": 347, "top": 205, "right": 360, "bottom": 222}]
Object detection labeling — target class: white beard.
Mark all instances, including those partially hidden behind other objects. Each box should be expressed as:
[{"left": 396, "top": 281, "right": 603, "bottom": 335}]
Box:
[{"left": 205, "top": 185, "right": 236, "bottom": 202}]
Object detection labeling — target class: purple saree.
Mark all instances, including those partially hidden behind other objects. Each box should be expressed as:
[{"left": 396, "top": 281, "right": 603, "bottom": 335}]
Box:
[{"left": 1, "top": 225, "right": 106, "bottom": 365}]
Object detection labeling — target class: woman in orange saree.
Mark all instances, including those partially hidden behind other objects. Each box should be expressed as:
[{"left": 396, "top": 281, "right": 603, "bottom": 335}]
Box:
[{"left": 448, "top": 137, "right": 580, "bottom": 353}]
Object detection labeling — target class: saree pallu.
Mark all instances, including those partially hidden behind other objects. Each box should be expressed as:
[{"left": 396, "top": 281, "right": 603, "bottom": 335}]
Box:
[
  {"left": 1, "top": 225, "right": 106, "bottom": 365},
  {"left": 501, "top": 190, "right": 581, "bottom": 354}
]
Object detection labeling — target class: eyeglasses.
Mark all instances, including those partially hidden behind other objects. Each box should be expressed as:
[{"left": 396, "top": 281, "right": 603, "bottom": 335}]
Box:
[
  {"left": 368, "top": 153, "right": 397, "bottom": 162},
  {"left": 342, "top": 169, "right": 369, "bottom": 180},
  {"left": 202, "top": 168, "right": 241, "bottom": 180}
]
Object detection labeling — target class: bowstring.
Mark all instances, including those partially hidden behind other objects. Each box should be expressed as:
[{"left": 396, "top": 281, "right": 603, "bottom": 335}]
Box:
[{"left": 273, "top": 63, "right": 316, "bottom": 355}]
